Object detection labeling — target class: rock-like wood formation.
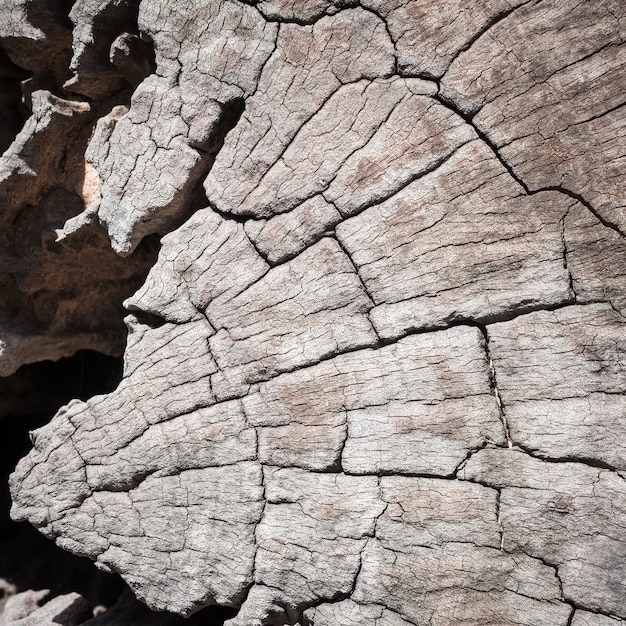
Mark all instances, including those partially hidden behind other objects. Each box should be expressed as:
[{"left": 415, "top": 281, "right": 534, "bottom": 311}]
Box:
[
  {"left": 3, "top": 0, "right": 626, "bottom": 624},
  {"left": 0, "top": 0, "right": 158, "bottom": 375}
]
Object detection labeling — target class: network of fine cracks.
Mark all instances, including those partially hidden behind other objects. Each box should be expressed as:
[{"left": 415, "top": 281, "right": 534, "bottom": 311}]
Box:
[{"left": 3, "top": 0, "right": 626, "bottom": 625}]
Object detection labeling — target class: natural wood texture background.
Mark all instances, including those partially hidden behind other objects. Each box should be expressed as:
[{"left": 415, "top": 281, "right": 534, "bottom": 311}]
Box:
[{"left": 2, "top": 0, "right": 625, "bottom": 624}]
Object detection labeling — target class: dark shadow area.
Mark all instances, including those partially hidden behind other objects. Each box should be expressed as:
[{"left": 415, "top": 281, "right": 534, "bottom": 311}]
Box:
[
  {"left": 84, "top": 590, "right": 239, "bottom": 625},
  {"left": 0, "top": 0, "right": 74, "bottom": 98},
  {"left": 0, "top": 351, "right": 240, "bottom": 624},
  {"left": 0, "top": 351, "right": 127, "bottom": 609},
  {"left": 0, "top": 350, "right": 124, "bottom": 419},
  {"left": 0, "top": 47, "right": 31, "bottom": 155}
]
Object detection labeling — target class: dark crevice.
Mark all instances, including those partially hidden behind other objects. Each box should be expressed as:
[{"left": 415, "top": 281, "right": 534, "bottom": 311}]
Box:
[
  {"left": 453, "top": 442, "right": 491, "bottom": 477},
  {"left": 124, "top": 307, "right": 166, "bottom": 329},
  {"left": 476, "top": 324, "right": 513, "bottom": 448},
  {"left": 332, "top": 409, "right": 349, "bottom": 473},
  {"left": 495, "top": 488, "right": 505, "bottom": 551},
  {"left": 232, "top": 442, "right": 267, "bottom": 625},
  {"left": 208, "top": 201, "right": 251, "bottom": 225},
  {"left": 244, "top": 230, "right": 273, "bottom": 265},
  {"left": 27, "top": 0, "right": 74, "bottom": 88},
  {"left": 228, "top": 583, "right": 297, "bottom": 626},
  {"left": 0, "top": 351, "right": 124, "bottom": 420},
  {"left": 560, "top": 207, "right": 577, "bottom": 301},
  {"left": 110, "top": 31, "right": 156, "bottom": 93},
  {"left": 558, "top": 96, "right": 626, "bottom": 132},
  {"left": 0, "top": 47, "right": 31, "bottom": 155},
  {"left": 190, "top": 97, "right": 246, "bottom": 158},
  {"left": 301, "top": 599, "right": 420, "bottom": 626},
  {"left": 298, "top": 591, "right": 354, "bottom": 626},
  {"left": 344, "top": 468, "right": 461, "bottom": 480},
  {"left": 513, "top": 443, "right": 624, "bottom": 474},
  {"left": 203, "top": 299, "right": 609, "bottom": 407},
  {"left": 461, "top": 442, "right": 625, "bottom": 479}
]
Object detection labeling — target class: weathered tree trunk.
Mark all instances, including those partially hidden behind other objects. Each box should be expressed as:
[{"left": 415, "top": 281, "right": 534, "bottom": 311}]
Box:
[{"left": 2, "top": 0, "right": 625, "bottom": 624}]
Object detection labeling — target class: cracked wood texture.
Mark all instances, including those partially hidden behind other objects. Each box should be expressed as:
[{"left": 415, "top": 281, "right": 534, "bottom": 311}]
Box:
[{"left": 4, "top": 0, "right": 626, "bottom": 624}]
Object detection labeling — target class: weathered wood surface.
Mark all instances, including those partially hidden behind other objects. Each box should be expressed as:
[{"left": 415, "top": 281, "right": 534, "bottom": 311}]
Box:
[{"left": 3, "top": 0, "right": 626, "bottom": 624}]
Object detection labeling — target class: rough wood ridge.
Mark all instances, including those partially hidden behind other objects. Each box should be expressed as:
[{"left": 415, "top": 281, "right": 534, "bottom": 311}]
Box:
[{"left": 3, "top": 0, "right": 626, "bottom": 624}]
